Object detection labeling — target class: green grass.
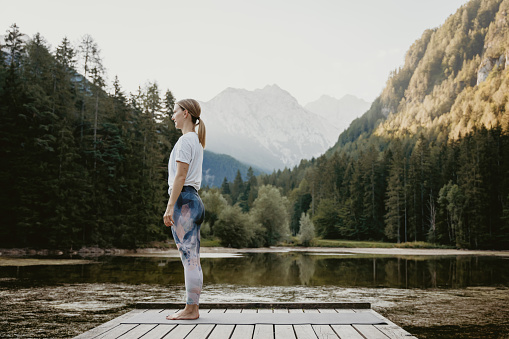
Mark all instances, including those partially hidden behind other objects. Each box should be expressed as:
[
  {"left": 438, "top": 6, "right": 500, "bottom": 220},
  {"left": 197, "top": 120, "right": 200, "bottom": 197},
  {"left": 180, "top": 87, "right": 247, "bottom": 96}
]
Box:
[
  {"left": 313, "top": 239, "right": 455, "bottom": 249},
  {"left": 394, "top": 241, "right": 455, "bottom": 249},
  {"left": 199, "top": 237, "right": 455, "bottom": 249},
  {"left": 314, "top": 239, "right": 395, "bottom": 248}
]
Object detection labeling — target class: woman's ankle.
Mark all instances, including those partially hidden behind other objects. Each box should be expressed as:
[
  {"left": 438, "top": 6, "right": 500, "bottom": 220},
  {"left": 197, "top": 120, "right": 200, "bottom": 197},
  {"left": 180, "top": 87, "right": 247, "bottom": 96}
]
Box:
[{"left": 184, "top": 304, "right": 199, "bottom": 312}]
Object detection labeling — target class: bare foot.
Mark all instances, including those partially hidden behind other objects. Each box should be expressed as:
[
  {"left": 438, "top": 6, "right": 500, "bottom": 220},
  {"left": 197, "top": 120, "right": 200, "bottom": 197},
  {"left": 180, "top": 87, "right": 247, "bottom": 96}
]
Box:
[{"left": 166, "top": 307, "right": 199, "bottom": 320}]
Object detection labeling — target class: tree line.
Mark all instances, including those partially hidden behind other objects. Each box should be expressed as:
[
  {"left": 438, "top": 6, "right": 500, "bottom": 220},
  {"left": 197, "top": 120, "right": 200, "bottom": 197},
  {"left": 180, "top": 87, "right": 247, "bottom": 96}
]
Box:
[{"left": 0, "top": 24, "right": 181, "bottom": 249}]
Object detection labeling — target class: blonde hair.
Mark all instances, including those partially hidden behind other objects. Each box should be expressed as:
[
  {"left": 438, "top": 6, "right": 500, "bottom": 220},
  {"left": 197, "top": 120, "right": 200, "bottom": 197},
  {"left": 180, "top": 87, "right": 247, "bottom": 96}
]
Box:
[{"left": 176, "top": 99, "right": 206, "bottom": 149}]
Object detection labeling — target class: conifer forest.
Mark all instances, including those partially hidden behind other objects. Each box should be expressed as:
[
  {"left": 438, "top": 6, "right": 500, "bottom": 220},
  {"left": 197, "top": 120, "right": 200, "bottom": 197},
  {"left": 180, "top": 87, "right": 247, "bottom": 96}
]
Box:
[{"left": 1, "top": 0, "right": 509, "bottom": 250}]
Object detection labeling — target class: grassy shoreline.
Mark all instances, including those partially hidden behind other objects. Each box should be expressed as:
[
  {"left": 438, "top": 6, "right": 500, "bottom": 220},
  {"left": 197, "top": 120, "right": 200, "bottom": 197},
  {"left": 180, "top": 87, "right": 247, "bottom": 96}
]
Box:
[
  {"left": 313, "top": 239, "right": 455, "bottom": 249},
  {"left": 2, "top": 239, "right": 504, "bottom": 259},
  {"left": 203, "top": 238, "right": 456, "bottom": 249}
]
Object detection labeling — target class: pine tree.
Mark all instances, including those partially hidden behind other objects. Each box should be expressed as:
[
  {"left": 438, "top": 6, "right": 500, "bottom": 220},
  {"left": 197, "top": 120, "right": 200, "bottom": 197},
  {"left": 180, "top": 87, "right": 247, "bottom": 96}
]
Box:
[
  {"left": 361, "top": 145, "right": 384, "bottom": 239},
  {"left": 244, "top": 166, "right": 258, "bottom": 211},
  {"left": 53, "top": 37, "right": 77, "bottom": 116},
  {"left": 221, "top": 177, "right": 232, "bottom": 201},
  {"left": 231, "top": 170, "right": 244, "bottom": 204},
  {"left": 77, "top": 34, "right": 100, "bottom": 140},
  {"left": 385, "top": 142, "right": 405, "bottom": 242},
  {"left": 408, "top": 134, "right": 432, "bottom": 241},
  {"left": 0, "top": 24, "right": 28, "bottom": 246}
]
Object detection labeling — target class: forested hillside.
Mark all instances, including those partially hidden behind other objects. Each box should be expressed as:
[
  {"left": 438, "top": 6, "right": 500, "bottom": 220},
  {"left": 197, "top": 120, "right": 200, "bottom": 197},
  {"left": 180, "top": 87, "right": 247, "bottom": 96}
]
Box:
[
  {"left": 253, "top": 0, "right": 509, "bottom": 249},
  {"left": 0, "top": 25, "right": 181, "bottom": 249}
]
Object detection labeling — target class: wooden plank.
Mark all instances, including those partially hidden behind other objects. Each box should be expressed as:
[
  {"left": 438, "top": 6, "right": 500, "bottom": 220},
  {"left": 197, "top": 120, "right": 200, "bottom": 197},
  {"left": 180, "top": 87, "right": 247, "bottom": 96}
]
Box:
[
  {"left": 275, "top": 324, "right": 296, "bottom": 339},
  {"left": 226, "top": 302, "right": 250, "bottom": 338},
  {"left": 187, "top": 308, "right": 225, "bottom": 338},
  {"left": 294, "top": 325, "right": 318, "bottom": 339},
  {"left": 75, "top": 305, "right": 416, "bottom": 339},
  {"left": 230, "top": 325, "right": 255, "bottom": 339},
  {"left": 185, "top": 324, "right": 215, "bottom": 339},
  {"left": 142, "top": 309, "right": 165, "bottom": 314},
  {"left": 312, "top": 325, "right": 339, "bottom": 339},
  {"left": 356, "top": 309, "right": 417, "bottom": 338},
  {"left": 117, "top": 324, "right": 157, "bottom": 338},
  {"left": 330, "top": 325, "right": 364, "bottom": 339},
  {"left": 293, "top": 308, "right": 318, "bottom": 338},
  {"left": 208, "top": 325, "right": 234, "bottom": 339},
  {"left": 163, "top": 324, "right": 196, "bottom": 339},
  {"left": 74, "top": 309, "right": 144, "bottom": 339},
  {"left": 352, "top": 325, "right": 389, "bottom": 339},
  {"left": 138, "top": 324, "right": 177, "bottom": 339},
  {"left": 94, "top": 324, "right": 138, "bottom": 339},
  {"left": 253, "top": 324, "right": 274, "bottom": 339},
  {"left": 135, "top": 302, "right": 371, "bottom": 309},
  {"left": 374, "top": 325, "right": 417, "bottom": 339}
]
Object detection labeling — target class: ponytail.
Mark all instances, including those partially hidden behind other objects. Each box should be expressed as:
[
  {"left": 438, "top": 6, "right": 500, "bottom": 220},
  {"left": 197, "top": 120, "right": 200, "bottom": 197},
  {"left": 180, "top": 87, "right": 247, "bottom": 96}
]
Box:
[{"left": 197, "top": 119, "right": 206, "bottom": 149}]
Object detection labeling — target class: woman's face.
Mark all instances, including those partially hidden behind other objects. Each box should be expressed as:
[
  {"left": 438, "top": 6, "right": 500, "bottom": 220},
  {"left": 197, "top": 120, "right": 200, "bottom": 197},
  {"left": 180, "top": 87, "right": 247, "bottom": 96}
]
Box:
[{"left": 172, "top": 104, "right": 186, "bottom": 129}]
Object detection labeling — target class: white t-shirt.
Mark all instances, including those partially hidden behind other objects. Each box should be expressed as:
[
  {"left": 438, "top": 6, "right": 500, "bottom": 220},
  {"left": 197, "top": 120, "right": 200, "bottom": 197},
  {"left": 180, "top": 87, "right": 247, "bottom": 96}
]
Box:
[{"left": 167, "top": 132, "right": 203, "bottom": 194}]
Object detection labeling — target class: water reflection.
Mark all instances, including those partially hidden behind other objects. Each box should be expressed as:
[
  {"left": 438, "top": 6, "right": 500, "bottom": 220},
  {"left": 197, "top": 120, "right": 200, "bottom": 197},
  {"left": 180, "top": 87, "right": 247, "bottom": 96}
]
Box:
[{"left": 0, "top": 253, "right": 507, "bottom": 289}]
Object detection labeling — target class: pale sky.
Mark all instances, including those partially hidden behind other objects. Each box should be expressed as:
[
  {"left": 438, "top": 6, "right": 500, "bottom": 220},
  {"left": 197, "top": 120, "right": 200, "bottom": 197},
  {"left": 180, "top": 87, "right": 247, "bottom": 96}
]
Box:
[{"left": 2, "top": 0, "right": 469, "bottom": 105}]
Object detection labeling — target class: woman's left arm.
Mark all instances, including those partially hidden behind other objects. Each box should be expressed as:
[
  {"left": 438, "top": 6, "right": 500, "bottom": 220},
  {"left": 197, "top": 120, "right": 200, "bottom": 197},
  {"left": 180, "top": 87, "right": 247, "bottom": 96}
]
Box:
[{"left": 164, "top": 161, "right": 189, "bottom": 227}]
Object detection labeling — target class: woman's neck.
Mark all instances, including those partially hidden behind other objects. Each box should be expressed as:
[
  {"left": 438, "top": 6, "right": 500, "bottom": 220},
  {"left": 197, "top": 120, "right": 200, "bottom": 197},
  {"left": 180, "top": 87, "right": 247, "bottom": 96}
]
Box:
[{"left": 181, "top": 122, "right": 195, "bottom": 135}]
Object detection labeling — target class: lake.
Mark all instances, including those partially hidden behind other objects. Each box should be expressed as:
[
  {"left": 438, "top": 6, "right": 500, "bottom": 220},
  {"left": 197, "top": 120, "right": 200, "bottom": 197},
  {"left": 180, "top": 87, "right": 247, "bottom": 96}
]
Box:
[{"left": 0, "top": 249, "right": 508, "bottom": 338}]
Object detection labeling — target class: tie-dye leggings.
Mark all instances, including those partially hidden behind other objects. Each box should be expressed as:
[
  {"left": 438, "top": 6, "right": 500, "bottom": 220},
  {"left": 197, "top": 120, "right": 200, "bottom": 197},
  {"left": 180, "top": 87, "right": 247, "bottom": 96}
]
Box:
[{"left": 171, "top": 186, "right": 205, "bottom": 305}]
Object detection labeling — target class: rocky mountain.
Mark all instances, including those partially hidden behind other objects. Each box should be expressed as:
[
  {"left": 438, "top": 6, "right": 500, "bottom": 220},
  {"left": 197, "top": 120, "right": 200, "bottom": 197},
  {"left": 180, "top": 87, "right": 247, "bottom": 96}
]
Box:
[
  {"left": 329, "top": 0, "right": 509, "bottom": 154},
  {"left": 201, "top": 84, "right": 339, "bottom": 171},
  {"left": 304, "top": 94, "right": 371, "bottom": 133}
]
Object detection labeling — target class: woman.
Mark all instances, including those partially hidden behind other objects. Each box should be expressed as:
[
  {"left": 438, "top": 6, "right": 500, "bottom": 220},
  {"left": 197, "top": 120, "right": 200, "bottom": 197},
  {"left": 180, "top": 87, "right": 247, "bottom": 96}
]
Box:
[{"left": 163, "top": 99, "right": 206, "bottom": 320}]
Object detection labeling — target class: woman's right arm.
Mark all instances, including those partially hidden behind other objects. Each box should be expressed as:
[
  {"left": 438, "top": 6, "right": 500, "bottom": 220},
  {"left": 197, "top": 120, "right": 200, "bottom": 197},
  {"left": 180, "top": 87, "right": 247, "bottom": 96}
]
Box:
[{"left": 164, "top": 161, "right": 189, "bottom": 227}]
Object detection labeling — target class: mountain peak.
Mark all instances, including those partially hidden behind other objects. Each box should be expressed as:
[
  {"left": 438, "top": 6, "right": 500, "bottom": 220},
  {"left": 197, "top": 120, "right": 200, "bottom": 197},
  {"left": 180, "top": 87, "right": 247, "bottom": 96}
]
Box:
[
  {"left": 213, "top": 84, "right": 296, "bottom": 102},
  {"left": 201, "top": 85, "right": 339, "bottom": 171},
  {"left": 262, "top": 84, "right": 284, "bottom": 92},
  {"left": 316, "top": 94, "right": 338, "bottom": 103},
  {"left": 259, "top": 84, "right": 293, "bottom": 97}
]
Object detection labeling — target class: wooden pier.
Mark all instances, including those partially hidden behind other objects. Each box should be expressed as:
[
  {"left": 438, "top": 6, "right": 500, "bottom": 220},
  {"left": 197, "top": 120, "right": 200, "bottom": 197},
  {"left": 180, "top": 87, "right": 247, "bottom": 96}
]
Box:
[{"left": 74, "top": 302, "right": 417, "bottom": 339}]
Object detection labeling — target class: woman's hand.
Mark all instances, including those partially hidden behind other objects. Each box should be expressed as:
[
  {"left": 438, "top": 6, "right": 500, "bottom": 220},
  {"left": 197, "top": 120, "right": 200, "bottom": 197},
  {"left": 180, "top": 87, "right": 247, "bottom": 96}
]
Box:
[{"left": 164, "top": 205, "right": 174, "bottom": 227}]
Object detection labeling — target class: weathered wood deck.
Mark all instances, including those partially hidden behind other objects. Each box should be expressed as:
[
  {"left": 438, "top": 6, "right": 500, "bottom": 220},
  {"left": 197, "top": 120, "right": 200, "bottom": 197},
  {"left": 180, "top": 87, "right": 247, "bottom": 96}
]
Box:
[{"left": 74, "top": 302, "right": 417, "bottom": 339}]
